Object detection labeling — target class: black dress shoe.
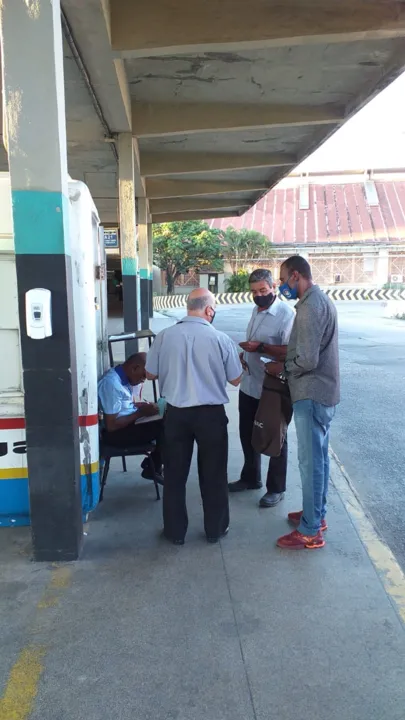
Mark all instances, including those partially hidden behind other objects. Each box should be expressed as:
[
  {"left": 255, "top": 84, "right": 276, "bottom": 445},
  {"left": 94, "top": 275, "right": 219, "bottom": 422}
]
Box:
[
  {"left": 228, "top": 480, "right": 262, "bottom": 493},
  {"left": 206, "top": 527, "right": 229, "bottom": 544},
  {"left": 142, "top": 469, "right": 164, "bottom": 485},
  {"left": 161, "top": 531, "right": 184, "bottom": 546},
  {"left": 259, "top": 492, "right": 285, "bottom": 508}
]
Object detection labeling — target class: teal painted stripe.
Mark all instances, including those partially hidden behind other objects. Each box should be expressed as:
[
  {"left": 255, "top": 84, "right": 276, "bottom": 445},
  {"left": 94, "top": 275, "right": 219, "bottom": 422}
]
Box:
[
  {"left": 12, "top": 190, "right": 70, "bottom": 255},
  {"left": 122, "top": 257, "right": 138, "bottom": 276},
  {"left": 139, "top": 268, "right": 149, "bottom": 279},
  {"left": 149, "top": 271, "right": 153, "bottom": 280}
]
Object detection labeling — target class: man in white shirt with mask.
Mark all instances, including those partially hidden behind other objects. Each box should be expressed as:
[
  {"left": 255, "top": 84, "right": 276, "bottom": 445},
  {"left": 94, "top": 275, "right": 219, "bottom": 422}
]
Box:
[{"left": 228, "top": 269, "right": 295, "bottom": 507}]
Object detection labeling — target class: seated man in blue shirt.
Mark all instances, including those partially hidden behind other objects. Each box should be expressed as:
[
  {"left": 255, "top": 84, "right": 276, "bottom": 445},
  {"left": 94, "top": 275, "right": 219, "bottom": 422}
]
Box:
[{"left": 98, "top": 352, "right": 163, "bottom": 483}]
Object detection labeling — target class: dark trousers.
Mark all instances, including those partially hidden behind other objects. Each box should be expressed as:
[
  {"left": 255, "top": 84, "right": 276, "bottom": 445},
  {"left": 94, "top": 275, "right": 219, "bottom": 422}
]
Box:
[
  {"left": 239, "top": 390, "right": 287, "bottom": 492},
  {"left": 103, "top": 419, "right": 163, "bottom": 471},
  {"left": 164, "top": 404, "right": 229, "bottom": 541}
]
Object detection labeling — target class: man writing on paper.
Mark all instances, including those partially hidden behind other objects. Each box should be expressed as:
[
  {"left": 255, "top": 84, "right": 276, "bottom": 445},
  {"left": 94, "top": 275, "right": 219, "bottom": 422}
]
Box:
[{"left": 98, "top": 352, "right": 164, "bottom": 484}]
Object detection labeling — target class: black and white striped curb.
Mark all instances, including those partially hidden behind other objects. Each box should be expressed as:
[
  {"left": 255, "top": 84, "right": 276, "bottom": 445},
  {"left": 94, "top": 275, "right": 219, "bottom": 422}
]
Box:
[
  {"left": 154, "top": 287, "right": 405, "bottom": 310},
  {"left": 154, "top": 292, "right": 251, "bottom": 310},
  {"left": 324, "top": 287, "right": 405, "bottom": 301}
]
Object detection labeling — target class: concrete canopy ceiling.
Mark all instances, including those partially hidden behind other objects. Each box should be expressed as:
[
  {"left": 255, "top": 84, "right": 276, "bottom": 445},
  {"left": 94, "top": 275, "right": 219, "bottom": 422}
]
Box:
[{"left": 2, "top": 1, "right": 405, "bottom": 227}]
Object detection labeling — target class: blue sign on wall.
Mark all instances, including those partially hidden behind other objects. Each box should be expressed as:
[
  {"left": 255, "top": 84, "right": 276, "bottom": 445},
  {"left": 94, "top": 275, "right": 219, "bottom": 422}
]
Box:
[{"left": 104, "top": 228, "right": 119, "bottom": 248}]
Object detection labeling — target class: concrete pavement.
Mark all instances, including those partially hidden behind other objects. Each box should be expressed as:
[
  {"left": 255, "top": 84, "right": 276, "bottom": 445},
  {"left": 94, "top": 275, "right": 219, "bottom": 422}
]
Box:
[{"left": 1, "top": 386, "right": 405, "bottom": 720}]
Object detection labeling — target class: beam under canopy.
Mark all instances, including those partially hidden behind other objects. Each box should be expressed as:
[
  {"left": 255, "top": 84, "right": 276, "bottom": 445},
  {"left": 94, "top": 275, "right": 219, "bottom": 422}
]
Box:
[
  {"left": 150, "top": 197, "right": 248, "bottom": 215},
  {"left": 145, "top": 179, "right": 267, "bottom": 199},
  {"left": 132, "top": 102, "right": 344, "bottom": 137},
  {"left": 140, "top": 152, "right": 296, "bottom": 177},
  {"left": 111, "top": 0, "right": 405, "bottom": 57}
]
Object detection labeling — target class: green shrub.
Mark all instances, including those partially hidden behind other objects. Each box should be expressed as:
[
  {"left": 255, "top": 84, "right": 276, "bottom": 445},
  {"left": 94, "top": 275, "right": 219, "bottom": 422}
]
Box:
[{"left": 225, "top": 270, "right": 251, "bottom": 293}]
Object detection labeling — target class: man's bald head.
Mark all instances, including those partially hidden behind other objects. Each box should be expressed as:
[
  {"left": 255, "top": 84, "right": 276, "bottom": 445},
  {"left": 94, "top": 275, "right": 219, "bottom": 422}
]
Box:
[
  {"left": 187, "top": 288, "right": 216, "bottom": 323},
  {"left": 123, "top": 352, "right": 147, "bottom": 386}
]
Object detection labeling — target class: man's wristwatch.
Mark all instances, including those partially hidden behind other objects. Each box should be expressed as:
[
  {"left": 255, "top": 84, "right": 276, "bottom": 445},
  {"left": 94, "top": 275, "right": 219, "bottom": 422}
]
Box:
[{"left": 256, "top": 343, "right": 265, "bottom": 353}]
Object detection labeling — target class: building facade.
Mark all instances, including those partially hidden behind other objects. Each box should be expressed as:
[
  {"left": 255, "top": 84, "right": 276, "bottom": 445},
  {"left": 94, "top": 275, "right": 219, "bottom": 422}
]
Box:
[{"left": 209, "top": 169, "right": 405, "bottom": 287}]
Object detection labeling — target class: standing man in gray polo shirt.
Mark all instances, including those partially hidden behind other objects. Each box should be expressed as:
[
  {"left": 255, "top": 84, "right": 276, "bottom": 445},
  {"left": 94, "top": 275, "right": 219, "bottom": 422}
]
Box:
[
  {"left": 146, "top": 288, "right": 242, "bottom": 545},
  {"left": 228, "top": 269, "right": 295, "bottom": 507},
  {"left": 266, "top": 256, "right": 340, "bottom": 550}
]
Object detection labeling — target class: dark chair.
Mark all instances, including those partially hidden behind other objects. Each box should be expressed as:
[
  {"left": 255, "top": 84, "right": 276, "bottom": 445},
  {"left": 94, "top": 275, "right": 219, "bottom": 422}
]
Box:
[
  {"left": 98, "top": 330, "right": 162, "bottom": 503},
  {"left": 99, "top": 434, "right": 161, "bottom": 502}
]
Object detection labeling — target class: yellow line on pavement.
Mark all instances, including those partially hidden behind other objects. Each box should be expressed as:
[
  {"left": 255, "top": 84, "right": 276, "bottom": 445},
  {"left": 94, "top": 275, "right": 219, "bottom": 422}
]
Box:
[
  {"left": 0, "top": 646, "right": 45, "bottom": 720},
  {"left": 0, "top": 565, "right": 73, "bottom": 718},
  {"left": 330, "top": 449, "right": 405, "bottom": 624},
  {"left": 37, "top": 566, "right": 73, "bottom": 608}
]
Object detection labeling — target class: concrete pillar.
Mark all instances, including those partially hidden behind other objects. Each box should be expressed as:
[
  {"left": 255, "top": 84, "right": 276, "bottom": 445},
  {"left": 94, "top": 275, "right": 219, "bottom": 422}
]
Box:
[
  {"left": 148, "top": 223, "right": 154, "bottom": 318},
  {"left": 1, "top": 0, "right": 82, "bottom": 560},
  {"left": 118, "top": 134, "right": 140, "bottom": 354},
  {"left": 137, "top": 198, "right": 149, "bottom": 329},
  {"left": 375, "top": 248, "right": 389, "bottom": 286}
]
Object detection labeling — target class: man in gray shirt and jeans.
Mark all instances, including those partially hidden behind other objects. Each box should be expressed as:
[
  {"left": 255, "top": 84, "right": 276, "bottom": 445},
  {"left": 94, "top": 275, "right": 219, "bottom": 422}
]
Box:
[{"left": 265, "top": 256, "right": 340, "bottom": 550}]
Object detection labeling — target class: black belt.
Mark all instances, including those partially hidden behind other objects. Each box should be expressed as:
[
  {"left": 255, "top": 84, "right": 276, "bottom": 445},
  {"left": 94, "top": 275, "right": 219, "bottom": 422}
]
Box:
[{"left": 167, "top": 403, "right": 223, "bottom": 410}]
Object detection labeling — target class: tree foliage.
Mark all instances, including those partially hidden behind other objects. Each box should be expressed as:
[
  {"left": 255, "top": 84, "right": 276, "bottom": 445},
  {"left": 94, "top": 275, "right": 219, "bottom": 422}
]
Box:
[
  {"left": 221, "top": 226, "right": 275, "bottom": 273},
  {"left": 153, "top": 220, "right": 223, "bottom": 294}
]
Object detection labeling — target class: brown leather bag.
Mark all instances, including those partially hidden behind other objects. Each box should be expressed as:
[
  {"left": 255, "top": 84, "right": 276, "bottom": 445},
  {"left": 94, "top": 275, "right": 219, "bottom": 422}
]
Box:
[{"left": 251, "top": 374, "right": 293, "bottom": 457}]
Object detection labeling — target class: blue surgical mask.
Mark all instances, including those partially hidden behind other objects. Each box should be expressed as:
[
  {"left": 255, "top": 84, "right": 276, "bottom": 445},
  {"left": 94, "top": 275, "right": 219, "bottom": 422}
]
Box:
[{"left": 279, "top": 281, "right": 298, "bottom": 301}]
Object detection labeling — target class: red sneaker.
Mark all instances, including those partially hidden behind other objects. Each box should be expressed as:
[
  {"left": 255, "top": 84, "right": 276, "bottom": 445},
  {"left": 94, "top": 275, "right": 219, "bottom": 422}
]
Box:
[
  {"left": 288, "top": 510, "right": 328, "bottom": 532},
  {"left": 277, "top": 529, "right": 325, "bottom": 550}
]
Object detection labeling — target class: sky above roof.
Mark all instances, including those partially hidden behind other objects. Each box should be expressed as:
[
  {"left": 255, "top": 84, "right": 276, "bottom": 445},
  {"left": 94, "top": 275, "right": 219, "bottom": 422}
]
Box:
[{"left": 297, "top": 72, "right": 405, "bottom": 172}]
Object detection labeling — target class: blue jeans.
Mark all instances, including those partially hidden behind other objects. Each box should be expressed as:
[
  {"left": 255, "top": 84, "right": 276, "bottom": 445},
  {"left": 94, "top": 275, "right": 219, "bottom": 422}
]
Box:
[{"left": 293, "top": 400, "right": 336, "bottom": 536}]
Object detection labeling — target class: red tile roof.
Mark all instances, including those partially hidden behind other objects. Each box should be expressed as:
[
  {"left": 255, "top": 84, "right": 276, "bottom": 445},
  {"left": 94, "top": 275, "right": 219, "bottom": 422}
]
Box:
[{"left": 209, "top": 173, "right": 405, "bottom": 245}]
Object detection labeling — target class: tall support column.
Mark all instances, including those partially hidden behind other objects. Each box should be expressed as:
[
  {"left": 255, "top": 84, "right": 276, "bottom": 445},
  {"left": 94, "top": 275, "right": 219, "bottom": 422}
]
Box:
[
  {"left": 147, "top": 223, "right": 154, "bottom": 318},
  {"left": 138, "top": 197, "right": 149, "bottom": 329},
  {"left": 118, "top": 134, "right": 140, "bottom": 354},
  {"left": 1, "top": 0, "right": 82, "bottom": 560}
]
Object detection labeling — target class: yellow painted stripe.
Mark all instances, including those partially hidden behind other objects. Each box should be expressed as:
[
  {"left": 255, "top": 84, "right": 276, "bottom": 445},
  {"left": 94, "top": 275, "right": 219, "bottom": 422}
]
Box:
[
  {"left": 37, "top": 566, "right": 73, "bottom": 609},
  {"left": 0, "top": 461, "right": 99, "bottom": 480},
  {"left": 331, "top": 449, "right": 405, "bottom": 624},
  {"left": 80, "top": 460, "right": 99, "bottom": 474},
  {"left": 0, "top": 468, "right": 28, "bottom": 480},
  {"left": 0, "top": 646, "right": 45, "bottom": 720}
]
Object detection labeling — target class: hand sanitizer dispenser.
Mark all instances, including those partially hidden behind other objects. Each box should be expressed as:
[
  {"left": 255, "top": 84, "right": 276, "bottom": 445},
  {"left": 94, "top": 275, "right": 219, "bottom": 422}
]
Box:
[{"left": 25, "top": 289, "right": 52, "bottom": 339}]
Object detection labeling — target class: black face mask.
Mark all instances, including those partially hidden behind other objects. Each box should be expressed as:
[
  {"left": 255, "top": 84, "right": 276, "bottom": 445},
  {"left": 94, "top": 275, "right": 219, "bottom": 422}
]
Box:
[
  {"left": 209, "top": 309, "right": 216, "bottom": 324},
  {"left": 253, "top": 293, "right": 274, "bottom": 309}
]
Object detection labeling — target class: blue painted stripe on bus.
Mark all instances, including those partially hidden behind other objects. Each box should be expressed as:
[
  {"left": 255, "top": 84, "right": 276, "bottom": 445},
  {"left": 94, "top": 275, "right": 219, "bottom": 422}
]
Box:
[
  {"left": 0, "top": 470, "right": 99, "bottom": 526},
  {"left": 12, "top": 190, "right": 70, "bottom": 255},
  {"left": 81, "top": 471, "right": 100, "bottom": 515},
  {"left": 121, "top": 257, "right": 138, "bottom": 276},
  {"left": 0, "top": 478, "right": 30, "bottom": 527}
]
